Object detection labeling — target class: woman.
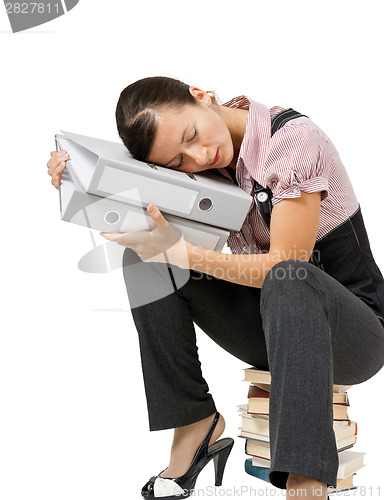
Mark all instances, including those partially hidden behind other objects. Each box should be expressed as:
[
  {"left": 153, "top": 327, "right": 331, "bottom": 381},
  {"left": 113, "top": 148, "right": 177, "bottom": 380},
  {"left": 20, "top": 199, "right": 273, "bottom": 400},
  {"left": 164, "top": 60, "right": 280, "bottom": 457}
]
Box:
[{"left": 47, "top": 76, "right": 384, "bottom": 500}]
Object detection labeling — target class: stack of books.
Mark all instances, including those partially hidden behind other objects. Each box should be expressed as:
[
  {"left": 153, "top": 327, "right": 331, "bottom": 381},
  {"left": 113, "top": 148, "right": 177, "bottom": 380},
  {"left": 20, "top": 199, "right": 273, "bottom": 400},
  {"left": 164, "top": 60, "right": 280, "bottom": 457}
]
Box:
[{"left": 238, "top": 367, "right": 366, "bottom": 494}]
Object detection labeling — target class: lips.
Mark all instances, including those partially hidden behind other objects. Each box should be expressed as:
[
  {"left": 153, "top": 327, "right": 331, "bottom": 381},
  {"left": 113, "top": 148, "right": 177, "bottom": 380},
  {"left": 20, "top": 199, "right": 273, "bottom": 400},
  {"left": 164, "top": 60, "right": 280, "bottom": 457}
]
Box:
[{"left": 209, "top": 149, "right": 220, "bottom": 166}]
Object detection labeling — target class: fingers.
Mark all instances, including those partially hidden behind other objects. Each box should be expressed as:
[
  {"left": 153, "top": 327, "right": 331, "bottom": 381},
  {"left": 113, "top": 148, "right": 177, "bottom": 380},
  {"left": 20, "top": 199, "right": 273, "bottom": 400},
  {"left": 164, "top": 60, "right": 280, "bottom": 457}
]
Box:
[
  {"left": 50, "top": 162, "right": 66, "bottom": 189},
  {"left": 100, "top": 232, "right": 119, "bottom": 241},
  {"left": 50, "top": 162, "right": 67, "bottom": 189},
  {"left": 147, "top": 204, "right": 170, "bottom": 226},
  {"left": 100, "top": 232, "right": 138, "bottom": 243},
  {"left": 100, "top": 232, "right": 144, "bottom": 252},
  {"left": 46, "top": 150, "right": 69, "bottom": 175},
  {"left": 47, "top": 150, "right": 69, "bottom": 190}
]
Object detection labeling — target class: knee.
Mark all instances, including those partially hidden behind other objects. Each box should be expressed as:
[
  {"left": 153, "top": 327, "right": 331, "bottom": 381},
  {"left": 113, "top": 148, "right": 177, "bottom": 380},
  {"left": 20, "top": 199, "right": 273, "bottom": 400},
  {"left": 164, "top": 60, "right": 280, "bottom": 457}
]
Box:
[
  {"left": 260, "top": 259, "right": 319, "bottom": 308},
  {"left": 122, "top": 247, "right": 141, "bottom": 268},
  {"left": 122, "top": 248, "right": 143, "bottom": 285},
  {"left": 121, "top": 246, "right": 192, "bottom": 307},
  {"left": 262, "top": 259, "right": 313, "bottom": 288}
]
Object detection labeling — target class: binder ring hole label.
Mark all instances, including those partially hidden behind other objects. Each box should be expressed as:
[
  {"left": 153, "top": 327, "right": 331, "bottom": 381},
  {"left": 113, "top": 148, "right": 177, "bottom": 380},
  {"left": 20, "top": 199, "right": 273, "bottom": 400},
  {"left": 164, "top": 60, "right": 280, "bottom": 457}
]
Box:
[
  {"left": 198, "top": 198, "right": 213, "bottom": 211},
  {"left": 104, "top": 211, "right": 121, "bottom": 225}
]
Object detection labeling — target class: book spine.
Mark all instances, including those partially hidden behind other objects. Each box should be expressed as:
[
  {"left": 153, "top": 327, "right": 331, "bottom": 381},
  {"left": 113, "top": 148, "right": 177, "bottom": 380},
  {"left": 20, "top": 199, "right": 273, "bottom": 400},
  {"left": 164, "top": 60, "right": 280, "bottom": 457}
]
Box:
[{"left": 244, "top": 459, "right": 271, "bottom": 483}]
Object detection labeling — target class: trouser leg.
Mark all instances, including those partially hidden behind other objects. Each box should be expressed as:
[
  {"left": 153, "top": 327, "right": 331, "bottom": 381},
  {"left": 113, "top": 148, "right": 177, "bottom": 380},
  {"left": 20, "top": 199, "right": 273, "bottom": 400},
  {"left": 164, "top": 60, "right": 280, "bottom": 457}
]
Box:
[
  {"left": 122, "top": 247, "right": 217, "bottom": 431},
  {"left": 260, "top": 259, "right": 384, "bottom": 490},
  {"left": 122, "top": 247, "right": 269, "bottom": 431}
]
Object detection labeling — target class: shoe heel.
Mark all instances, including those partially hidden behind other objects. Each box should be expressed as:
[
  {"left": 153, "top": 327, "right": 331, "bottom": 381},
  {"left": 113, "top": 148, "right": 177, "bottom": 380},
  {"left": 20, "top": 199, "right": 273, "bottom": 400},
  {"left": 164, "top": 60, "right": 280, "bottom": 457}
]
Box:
[{"left": 213, "top": 443, "right": 233, "bottom": 487}]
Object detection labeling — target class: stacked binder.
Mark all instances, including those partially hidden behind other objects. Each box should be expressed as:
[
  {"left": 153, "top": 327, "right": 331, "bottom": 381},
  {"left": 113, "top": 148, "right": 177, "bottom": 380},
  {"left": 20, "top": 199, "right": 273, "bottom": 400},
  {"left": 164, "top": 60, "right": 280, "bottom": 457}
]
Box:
[
  {"left": 55, "top": 131, "right": 253, "bottom": 251},
  {"left": 239, "top": 367, "right": 366, "bottom": 494}
]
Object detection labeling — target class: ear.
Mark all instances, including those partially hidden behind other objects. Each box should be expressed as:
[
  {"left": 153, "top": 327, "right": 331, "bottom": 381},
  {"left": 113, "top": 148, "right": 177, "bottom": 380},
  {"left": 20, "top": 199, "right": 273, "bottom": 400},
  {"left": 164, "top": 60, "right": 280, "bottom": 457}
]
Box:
[{"left": 188, "top": 86, "right": 212, "bottom": 107}]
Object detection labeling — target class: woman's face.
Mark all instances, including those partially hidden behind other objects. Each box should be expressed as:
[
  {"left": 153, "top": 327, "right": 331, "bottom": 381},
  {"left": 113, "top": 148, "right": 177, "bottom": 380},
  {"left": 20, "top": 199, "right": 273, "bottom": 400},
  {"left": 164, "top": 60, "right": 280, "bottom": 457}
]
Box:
[{"left": 147, "top": 88, "right": 234, "bottom": 174}]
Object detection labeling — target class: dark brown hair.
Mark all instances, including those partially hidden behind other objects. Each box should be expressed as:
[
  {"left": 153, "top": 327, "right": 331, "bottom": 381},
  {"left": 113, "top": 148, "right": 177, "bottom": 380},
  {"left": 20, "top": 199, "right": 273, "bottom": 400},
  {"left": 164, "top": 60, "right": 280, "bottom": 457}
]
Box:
[
  {"left": 116, "top": 76, "right": 220, "bottom": 162},
  {"left": 116, "top": 76, "right": 198, "bottom": 162}
]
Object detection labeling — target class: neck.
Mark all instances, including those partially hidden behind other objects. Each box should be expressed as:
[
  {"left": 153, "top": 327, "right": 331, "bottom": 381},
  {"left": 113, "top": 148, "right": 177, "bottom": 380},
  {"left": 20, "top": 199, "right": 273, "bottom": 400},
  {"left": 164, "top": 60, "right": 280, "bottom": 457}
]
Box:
[{"left": 214, "top": 104, "right": 249, "bottom": 171}]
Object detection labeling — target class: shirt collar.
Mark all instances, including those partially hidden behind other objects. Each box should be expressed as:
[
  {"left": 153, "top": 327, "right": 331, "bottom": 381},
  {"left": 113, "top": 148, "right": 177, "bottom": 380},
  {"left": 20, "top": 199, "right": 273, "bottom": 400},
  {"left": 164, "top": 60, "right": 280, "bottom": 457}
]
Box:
[{"left": 217, "top": 95, "right": 271, "bottom": 187}]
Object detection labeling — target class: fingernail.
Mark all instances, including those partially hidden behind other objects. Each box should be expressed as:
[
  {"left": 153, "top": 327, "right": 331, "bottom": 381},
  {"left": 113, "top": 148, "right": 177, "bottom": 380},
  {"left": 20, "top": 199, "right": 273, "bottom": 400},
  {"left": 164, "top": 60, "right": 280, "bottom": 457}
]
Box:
[{"left": 147, "top": 204, "right": 154, "bottom": 213}]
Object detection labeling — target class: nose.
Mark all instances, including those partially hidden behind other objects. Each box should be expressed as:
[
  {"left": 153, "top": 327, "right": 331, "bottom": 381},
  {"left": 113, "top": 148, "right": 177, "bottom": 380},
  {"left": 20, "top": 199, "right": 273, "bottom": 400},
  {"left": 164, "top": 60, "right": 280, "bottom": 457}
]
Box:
[{"left": 188, "top": 145, "right": 209, "bottom": 166}]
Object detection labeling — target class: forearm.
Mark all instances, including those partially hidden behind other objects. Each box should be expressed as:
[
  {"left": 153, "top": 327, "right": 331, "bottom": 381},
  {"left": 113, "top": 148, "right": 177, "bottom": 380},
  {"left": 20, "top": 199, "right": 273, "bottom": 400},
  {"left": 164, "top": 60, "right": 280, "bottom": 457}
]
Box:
[{"left": 188, "top": 246, "right": 283, "bottom": 288}]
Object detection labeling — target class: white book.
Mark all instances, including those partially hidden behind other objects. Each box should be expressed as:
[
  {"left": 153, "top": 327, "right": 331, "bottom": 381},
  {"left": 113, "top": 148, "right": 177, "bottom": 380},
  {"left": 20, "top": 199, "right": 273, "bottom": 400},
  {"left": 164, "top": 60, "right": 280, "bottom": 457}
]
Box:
[
  {"left": 251, "top": 456, "right": 271, "bottom": 468},
  {"left": 251, "top": 450, "right": 366, "bottom": 480},
  {"left": 337, "top": 450, "right": 366, "bottom": 479}
]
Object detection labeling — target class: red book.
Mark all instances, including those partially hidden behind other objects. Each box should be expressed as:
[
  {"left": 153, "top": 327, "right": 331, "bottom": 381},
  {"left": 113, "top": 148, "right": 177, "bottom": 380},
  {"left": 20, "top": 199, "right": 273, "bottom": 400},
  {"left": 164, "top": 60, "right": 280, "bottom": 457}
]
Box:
[{"left": 247, "top": 385, "right": 270, "bottom": 415}]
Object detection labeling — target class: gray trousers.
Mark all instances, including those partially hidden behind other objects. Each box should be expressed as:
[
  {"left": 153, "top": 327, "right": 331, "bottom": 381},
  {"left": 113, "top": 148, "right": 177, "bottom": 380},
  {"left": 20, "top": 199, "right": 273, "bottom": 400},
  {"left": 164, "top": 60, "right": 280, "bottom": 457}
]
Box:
[{"left": 122, "top": 248, "right": 384, "bottom": 490}]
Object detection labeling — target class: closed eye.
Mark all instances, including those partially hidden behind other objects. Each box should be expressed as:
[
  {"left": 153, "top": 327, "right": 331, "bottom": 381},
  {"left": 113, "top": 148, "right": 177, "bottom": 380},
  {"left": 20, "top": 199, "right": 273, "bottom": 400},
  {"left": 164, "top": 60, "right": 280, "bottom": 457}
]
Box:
[
  {"left": 189, "top": 129, "right": 198, "bottom": 142},
  {"left": 174, "top": 129, "right": 198, "bottom": 168}
]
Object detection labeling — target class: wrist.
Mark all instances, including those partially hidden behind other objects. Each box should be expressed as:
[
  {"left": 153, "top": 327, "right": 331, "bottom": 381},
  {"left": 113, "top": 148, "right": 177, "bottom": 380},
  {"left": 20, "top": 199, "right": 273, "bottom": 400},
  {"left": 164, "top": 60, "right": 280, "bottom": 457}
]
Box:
[
  {"left": 185, "top": 241, "right": 197, "bottom": 270},
  {"left": 163, "top": 237, "right": 195, "bottom": 270}
]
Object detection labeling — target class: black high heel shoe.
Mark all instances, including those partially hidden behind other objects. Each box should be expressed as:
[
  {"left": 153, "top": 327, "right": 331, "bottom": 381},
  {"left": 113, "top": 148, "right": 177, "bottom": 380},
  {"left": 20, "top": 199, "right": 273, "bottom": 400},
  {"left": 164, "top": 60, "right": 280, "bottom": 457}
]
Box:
[{"left": 141, "top": 411, "right": 234, "bottom": 499}]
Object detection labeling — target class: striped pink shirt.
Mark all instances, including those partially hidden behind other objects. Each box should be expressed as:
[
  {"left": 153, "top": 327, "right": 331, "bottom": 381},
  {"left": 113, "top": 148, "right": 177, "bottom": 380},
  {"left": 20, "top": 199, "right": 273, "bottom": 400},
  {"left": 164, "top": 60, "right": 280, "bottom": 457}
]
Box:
[{"left": 217, "top": 95, "right": 359, "bottom": 254}]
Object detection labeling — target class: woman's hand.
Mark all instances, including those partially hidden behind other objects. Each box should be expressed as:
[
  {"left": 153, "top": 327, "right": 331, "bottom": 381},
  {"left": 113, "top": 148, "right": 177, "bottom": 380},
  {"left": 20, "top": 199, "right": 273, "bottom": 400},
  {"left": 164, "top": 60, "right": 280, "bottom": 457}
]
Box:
[
  {"left": 100, "top": 204, "right": 194, "bottom": 269},
  {"left": 46, "top": 150, "right": 69, "bottom": 189}
]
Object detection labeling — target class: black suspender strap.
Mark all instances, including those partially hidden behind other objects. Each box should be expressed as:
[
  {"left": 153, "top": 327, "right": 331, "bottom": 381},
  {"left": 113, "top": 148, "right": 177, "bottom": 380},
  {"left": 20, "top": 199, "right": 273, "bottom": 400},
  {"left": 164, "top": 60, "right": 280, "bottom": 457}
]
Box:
[
  {"left": 271, "top": 108, "right": 308, "bottom": 136},
  {"left": 253, "top": 181, "right": 274, "bottom": 229},
  {"left": 253, "top": 108, "right": 309, "bottom": 229}
]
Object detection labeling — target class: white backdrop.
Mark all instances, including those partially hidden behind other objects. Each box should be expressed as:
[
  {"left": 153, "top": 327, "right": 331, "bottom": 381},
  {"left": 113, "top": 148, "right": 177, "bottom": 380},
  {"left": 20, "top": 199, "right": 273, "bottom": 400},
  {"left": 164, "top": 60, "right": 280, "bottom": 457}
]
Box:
[{"left": 1, "top": 1, "right": 383, "bottom": 499}]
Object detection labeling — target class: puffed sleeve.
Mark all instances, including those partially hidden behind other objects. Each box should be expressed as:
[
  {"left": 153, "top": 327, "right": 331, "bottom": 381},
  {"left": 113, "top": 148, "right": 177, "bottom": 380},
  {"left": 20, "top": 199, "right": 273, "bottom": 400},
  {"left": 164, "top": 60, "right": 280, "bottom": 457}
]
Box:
[{"left": 265, "top": 123, "right": 331, "bottom": 207}]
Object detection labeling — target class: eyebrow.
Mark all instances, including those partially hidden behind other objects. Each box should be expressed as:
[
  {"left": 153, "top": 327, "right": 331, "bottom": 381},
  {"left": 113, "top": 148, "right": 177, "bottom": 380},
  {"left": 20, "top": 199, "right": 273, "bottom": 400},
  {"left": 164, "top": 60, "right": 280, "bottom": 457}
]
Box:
[{"left": 163, "top": 125, "right": 188, "bottom": 167}]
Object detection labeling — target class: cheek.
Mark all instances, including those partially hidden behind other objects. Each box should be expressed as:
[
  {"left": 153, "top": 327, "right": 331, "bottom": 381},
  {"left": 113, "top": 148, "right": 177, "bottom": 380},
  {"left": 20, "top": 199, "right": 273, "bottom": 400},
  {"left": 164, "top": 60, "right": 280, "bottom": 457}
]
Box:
[{"left": 206, "top": 117, "right": 229, "bottom": 143}]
